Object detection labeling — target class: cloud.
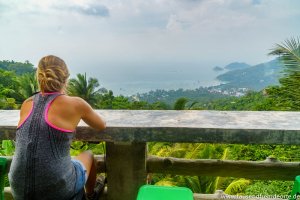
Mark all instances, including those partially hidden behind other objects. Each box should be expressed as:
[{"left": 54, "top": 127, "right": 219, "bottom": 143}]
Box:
[
  {"left": 0, "top": 0, "right": 109, "bottom": 17},
  {"left": 166, "top": 14, "right": 191, "bottom": 32},
  {"left": 252, "top": 0, "right": 262, "bottom": 5},
  {"left": 166, "top": 15, "right": 182, "bottom": 32},
  {"left": 59, "top": 4, "right": 110, "bottom": 17},
  {"left": 0, "top": 2, "right": 8, "bottom": 10}
]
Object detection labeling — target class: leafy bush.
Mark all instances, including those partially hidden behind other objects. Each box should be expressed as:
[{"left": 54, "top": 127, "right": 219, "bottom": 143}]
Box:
[
  {"left": 0, "top": 140, "right": 15, "bottom": 156},
  {"left": 245, "top": 180, "right": 293, "bottom": 195},
  {"left": 70, "top": 141, "right": 106, "bottom": 156}
]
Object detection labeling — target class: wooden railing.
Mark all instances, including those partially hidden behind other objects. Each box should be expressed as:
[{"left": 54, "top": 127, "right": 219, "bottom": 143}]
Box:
[{"left": 1, "top": 110, "right": 300, "bottom": 200}]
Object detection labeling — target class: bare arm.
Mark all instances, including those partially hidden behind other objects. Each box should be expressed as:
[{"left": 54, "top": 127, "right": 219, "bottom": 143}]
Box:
[
  {"left": 18, "top": 97, "right": 33, "bottom": 127},
  {"left": 77, "top": 98, "right": 106, "bottom": 131}
]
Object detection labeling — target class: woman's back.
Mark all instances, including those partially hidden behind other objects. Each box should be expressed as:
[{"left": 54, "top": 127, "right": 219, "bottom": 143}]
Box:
[
  {"left": 9, "top": 93, "right": 81, "bottom": 200},
  {"left": 19, "top": 93, "right": 83, "bottom": 132}
]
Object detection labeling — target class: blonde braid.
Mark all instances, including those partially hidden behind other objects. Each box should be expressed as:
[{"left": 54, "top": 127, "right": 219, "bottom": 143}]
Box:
[{"left": 37, "top": 55, "right": 70, "bottom": 95}]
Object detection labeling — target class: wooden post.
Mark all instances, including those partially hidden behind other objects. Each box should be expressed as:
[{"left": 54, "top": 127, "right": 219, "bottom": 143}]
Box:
[{"left": 106, "top": 142, "right": 146, "bottom": 200}]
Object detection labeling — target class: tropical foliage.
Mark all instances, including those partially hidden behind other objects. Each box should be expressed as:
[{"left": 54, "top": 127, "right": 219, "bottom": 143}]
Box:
[
  {"left": 265, "top": 37, "right": 300, "bottom": 110},
  {"left": 1, "top": 37, "right": 300, "bottom": 195},
  {"left": 148, "top": 143, "right": 229, "bottom": 193},
  {"left": 16, "top": 72, "right": 38, "bottom": 100},
  {"left": 136, "top": 87, "right": 229, "bottom": 105},
  {"left": 67, "top": 73, "right": 103, "bottom": 107}
]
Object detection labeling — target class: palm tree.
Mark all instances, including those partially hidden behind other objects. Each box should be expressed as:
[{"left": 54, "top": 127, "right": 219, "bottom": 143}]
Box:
[
  {"left": 16, "top": 72, "right": 39, "bottom": 100},
  {"left": 174, "top": 97, "right": 188, "bottom": 110},
  {"left": 173, "top": 97, "right": 199, "bottom": 110},
  {"left": 269, "top": 37, "right": 300, "bottom": 73},
  {"left": 67, "top": 73, "right": 102, "bottom": 107},
  {"left": 267, "top": 37, "right": 300, "bottom": 110}
]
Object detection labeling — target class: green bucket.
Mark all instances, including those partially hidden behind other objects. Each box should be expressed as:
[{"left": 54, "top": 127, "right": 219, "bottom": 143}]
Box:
[
  {"left": 137, "top": 185, "right": 193, "bottom": 200},
  {"left": 0, "top": 157, "right": 7, "bottom": 200},
  {"left": 290, "top": 176, "right": 300, "bottom": 200}
]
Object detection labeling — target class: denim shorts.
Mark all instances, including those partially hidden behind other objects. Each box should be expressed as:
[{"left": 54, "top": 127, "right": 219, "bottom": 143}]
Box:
[{"left": 71, "top": 159, "right": 88, "bottom": 193}]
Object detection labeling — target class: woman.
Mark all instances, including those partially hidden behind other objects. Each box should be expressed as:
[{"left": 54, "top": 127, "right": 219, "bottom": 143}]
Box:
[{"left": 9, "top": 55, "right": 106, "bottom": 200}]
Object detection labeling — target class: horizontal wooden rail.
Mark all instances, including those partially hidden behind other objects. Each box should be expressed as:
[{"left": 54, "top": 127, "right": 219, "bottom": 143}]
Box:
[
  {"left": 2, "top": 110, "right": 300, "bottom": 144},
  {"left": 3, "top": 155, "right": 299, "bottom": 181},
  {"left": 147, "top": 156, "right": 300, "bottom": 180}
]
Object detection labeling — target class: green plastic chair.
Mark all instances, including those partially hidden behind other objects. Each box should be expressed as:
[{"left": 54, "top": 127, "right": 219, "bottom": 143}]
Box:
[
  {"left": 137, "top": 185, "right": 193, "bottom": 200},
  {"left": 290, "top": 176, "right": 300, "bottom": 200},
  {"left": 0, "top": 157, "right": 7, "bottom": 200}
]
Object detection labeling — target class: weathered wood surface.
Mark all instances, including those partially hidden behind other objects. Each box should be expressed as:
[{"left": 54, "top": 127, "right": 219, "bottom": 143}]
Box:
[
  {"left": 147, "top": 156, "right": 300, "bottom": 180},
  {"left": 106, "top": 142, "right": 147, "bottom": 200},
  {"left": 1, "top": 110, "right": 300, "bottom": 144}
]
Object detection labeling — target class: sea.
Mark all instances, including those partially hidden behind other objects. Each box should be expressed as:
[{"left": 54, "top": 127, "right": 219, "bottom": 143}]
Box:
[{"left": 98, "top": 68, "right": 222, "bottom": 96}]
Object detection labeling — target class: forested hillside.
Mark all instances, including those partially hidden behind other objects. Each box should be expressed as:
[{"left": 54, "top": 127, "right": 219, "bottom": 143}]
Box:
[
  {"left": 0, "top": 60, "right": 35, "bottom": 75},
  {"left": 216, "top": 59, "right": 282, "bottom": 90},
  {"left": 134, "top": 87, "right": 230, "bottom": 106}
]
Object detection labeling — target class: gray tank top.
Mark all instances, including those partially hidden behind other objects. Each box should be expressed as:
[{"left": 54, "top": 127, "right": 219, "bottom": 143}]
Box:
[{"left": 9, "top": 93, "right": 83, "bottom": 200}]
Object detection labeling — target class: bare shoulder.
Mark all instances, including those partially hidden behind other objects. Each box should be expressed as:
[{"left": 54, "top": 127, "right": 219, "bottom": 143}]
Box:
[
  {"left": 19, "top": 96, "right": 34, "bottom": 118},
  {"left": 55, "top": 95, "right": 91, "bottom": 114},
  {"left": 24, "top": 96, "right": 33, "bottom": 104},
  {"left": 21, "top": 96, "right": 33, "bottom": 109},
  {"left": 57, "top": 95, "right": 87, "bottom": 107},
  {"left": 58, "top": 95, "right": 106, "bottom": 130},
  {"left": 25, "top": 96, "right": 34, "bottom": 102}
]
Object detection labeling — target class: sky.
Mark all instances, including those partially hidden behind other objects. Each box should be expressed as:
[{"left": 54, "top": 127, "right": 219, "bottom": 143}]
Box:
[{"left": 0, "top": 0, "right": 300, "bottom": 95}]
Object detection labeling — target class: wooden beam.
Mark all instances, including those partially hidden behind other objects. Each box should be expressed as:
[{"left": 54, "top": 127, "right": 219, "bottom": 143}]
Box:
[
  {"left": 4, "top": 155, "right": 299, "bottom": 181},
  {"left": 106, "top": 142, "right": 147, "bottom": 200},
  {"left": 147, "top": 156, "right": 300, "bottom": 180},
  {"left": 2, "top": 110, "right": 300, "bottom": 144}
]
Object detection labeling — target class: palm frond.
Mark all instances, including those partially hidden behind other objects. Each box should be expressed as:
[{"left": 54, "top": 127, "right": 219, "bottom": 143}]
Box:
[
  {"left": 214, "top": 148, "right": 230, "bottom": 190},
  {"left": 269, "top": 37, "right": 300, "bottom": 75},
  {"left": 174, "top": 97, "right": 188, "bottom": 110},
  {"left": 188, "top": 101, "right": 199, "bottom": 109},
  {"left": 67, "top": 73, "right": 101, "bottom": 107},
  {"left": 182, "top": 176, "right": 202, "bottom": 192},
  {"left": 197, "top": 176, "right": 218, "bottom": 193},
  {"left": 185, "top": 143, "right": 205, "bottom": 159},
  {"left": 224, "top": 178, "right": 251, "bottom": 195}
]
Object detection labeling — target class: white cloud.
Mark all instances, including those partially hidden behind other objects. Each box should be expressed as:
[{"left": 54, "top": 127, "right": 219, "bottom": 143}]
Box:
[
  {"left": 166, "top": 14, "right": 183, "bottom": 32},
  {"left": 0, "top": 0, "right": 110, "bottom": 17}
]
